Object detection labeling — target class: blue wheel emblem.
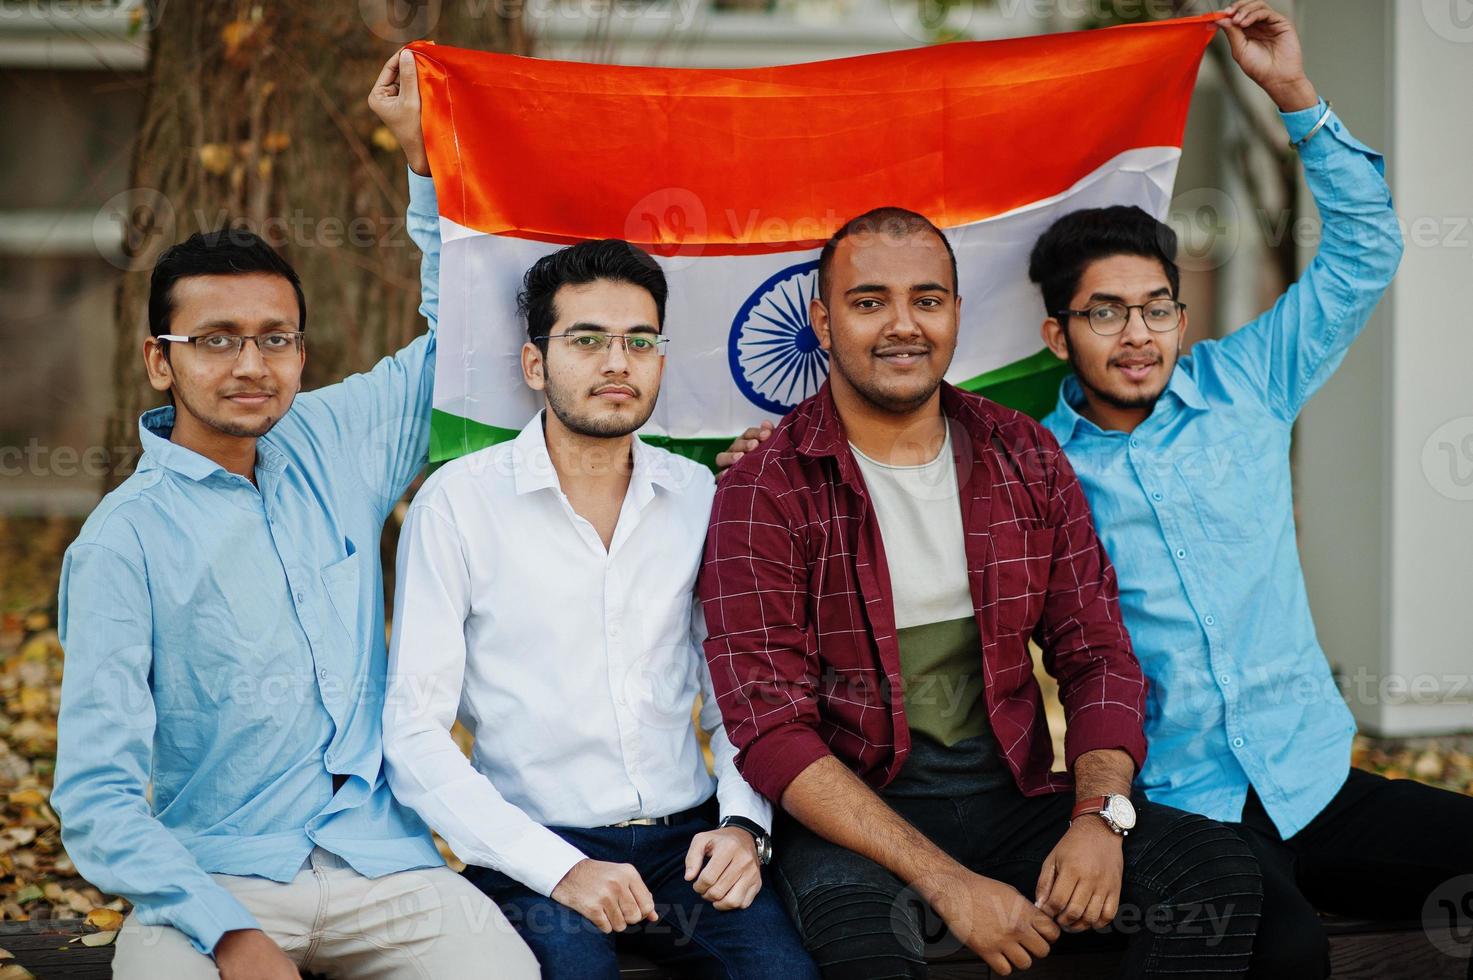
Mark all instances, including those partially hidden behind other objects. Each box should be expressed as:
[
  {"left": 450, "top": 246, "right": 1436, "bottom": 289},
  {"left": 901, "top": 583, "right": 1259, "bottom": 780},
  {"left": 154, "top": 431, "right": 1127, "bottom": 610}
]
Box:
[{"left": 728, "top": 260, "right": 828, "bottom": 415}]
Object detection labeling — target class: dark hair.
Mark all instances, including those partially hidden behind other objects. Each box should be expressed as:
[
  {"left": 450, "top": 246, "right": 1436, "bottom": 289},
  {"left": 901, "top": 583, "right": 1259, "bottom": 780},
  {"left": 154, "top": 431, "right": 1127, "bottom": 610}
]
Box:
[
  {"left": 148, "top": 229, "right": 306, "bottom": 339},
  {"left": 817, "top": 207, "right": 958, "bottom": 304},
  {"left": 516, "top": 239, "right": 667, "bottom": 343},
  {"left": 1027, "top": 205, "right": 1180, "bottom": 322}
]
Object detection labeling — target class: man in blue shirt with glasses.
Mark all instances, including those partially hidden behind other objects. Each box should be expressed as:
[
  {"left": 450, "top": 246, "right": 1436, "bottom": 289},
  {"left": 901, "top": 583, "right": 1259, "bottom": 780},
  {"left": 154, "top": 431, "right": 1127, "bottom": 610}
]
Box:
[
  {"left": 50, "top": 51, "right": 536, "bottom": 979},
  {"left": 1034, "top": 3, "right": 1473, "bottom": 976}
]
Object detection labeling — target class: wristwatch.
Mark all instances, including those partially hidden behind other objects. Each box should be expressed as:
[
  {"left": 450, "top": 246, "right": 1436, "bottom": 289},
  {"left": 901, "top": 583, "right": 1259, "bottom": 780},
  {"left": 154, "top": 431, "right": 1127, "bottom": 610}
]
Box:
[
  {"left": 719, "top": 815, "right": 774, "bottom": 865},
  {"left": 1071, "top": 794, "right": 1137, "bottom": 836}
]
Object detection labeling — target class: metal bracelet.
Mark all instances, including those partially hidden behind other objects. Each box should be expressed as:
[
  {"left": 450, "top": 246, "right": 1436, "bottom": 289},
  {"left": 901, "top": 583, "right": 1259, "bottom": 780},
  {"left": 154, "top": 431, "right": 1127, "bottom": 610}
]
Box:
[{"left": 1290, "top": 100, "right": 1334, "bottom": 149}]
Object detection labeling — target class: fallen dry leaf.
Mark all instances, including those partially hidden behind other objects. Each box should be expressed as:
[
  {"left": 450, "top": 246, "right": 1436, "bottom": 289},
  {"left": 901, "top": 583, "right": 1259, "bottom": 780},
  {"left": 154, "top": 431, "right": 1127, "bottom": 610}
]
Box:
[{"left": 85, "top": 907, "right": 124, "bottom": 931}]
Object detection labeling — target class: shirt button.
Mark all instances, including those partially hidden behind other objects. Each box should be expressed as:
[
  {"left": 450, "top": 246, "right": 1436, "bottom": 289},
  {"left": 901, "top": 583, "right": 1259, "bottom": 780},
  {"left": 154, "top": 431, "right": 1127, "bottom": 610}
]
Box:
[
  {"left": 1152, "top": 491, "right": 1163, "bottom": 501},
  {"left": 295, "top": 591, "right": 305, "bottom": 604},
  {"left": 1204, "top": 614, "right": 1216, "bottom": 626},
  {"left": 1129, "top": 438, "right": 1139, "bottom": 449},
  {"left": 318, "top": 668, "right": 329, "bottom": 680},
  {"left": 1232, "top": 736, "right": 1245, "bottom": 748},
  {"left": 1175, "top": 548, "right": 1187, "bottom": 560},
  {"left": 1219, "top": 674, "right": 1232, "bottom": 686}
]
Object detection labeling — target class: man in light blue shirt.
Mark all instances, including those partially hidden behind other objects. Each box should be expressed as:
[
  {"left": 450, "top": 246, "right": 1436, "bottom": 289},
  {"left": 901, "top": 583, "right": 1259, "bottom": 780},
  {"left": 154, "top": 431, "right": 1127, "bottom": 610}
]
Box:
[
  {"left": 1034, "top": 3, "right": 1473, "bottom": 976},
  {"left": 51, "top": 50, "right": 536, "bottom": 979}
]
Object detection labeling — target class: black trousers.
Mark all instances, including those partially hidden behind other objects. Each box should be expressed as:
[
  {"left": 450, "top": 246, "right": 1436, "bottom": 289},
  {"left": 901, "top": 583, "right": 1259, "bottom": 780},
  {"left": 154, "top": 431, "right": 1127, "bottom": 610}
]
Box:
[
  {"left": 1232, "top": 768, "right": 1473, "bottom": 979},
  {"left": 773, "top": 785, "right": 1263, "bottom": 979}
]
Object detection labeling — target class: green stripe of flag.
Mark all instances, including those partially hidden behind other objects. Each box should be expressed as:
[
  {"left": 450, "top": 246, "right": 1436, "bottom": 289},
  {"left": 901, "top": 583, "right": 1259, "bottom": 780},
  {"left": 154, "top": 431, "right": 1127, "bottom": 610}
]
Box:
[{"left": 429, "top": 348, "right": 1069, "bottom": 470}]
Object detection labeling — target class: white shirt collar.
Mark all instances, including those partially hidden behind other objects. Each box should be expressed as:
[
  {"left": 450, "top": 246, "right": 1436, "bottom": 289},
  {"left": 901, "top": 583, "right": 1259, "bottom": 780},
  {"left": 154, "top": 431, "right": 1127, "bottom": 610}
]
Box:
[{"left": 510, "top": 411, "right": 690, "bottom": 499}]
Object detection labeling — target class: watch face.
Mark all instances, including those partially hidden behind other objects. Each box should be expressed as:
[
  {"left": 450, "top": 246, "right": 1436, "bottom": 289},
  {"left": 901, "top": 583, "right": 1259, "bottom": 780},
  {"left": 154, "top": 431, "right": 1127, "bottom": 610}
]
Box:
[{"left": 1106, "top": 796, "right": 1137, "bottom": 830}]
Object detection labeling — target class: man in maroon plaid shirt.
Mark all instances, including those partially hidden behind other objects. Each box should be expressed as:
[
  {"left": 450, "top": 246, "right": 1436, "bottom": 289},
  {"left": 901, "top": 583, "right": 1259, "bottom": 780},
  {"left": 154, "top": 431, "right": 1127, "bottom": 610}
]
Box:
[{"left": 700, "top": 209, "right": 1262, "bottom": 978}]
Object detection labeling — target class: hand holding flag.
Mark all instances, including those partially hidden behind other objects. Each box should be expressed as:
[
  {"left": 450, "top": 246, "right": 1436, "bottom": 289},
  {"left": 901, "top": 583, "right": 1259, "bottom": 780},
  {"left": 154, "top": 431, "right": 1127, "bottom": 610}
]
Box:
[
  {"left": 1219, "top": 1, "right": 1319, "bottom": 112},
  {"left": 369, "top": 48, "right": 430, "bottom": 176}
]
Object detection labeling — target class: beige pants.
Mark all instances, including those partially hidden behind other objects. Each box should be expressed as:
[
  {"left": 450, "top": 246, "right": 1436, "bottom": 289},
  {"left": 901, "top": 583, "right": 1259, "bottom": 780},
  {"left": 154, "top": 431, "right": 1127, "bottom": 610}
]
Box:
[{"left": 111, "top": 848, "right": 539, "bottom": 979}]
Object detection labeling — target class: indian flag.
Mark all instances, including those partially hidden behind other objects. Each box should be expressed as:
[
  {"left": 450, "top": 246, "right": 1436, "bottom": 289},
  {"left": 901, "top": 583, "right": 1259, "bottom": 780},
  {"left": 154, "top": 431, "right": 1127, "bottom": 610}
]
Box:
[{"left": 411, "top": 14, "right": 1218, "bottom": 467}]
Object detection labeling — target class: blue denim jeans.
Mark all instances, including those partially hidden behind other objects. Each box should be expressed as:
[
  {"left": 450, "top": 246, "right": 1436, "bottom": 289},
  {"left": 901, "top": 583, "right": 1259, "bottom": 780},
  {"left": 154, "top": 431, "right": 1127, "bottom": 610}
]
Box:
[{"left": 464, "top": 814, "right": 818, "bottom": 980}]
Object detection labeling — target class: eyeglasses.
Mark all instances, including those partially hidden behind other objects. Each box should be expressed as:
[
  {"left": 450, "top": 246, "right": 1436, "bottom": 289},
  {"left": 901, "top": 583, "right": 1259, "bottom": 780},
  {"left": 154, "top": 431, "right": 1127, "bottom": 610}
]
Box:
[
  {"left": 157, "top": 331, "right": 305, "bottom": 358},
  {"left": 1055, "top": 300, "right": 1186, "bottom": 337},
  {"left": 537, "top": 331, "right": 669, "bottom": 357}
]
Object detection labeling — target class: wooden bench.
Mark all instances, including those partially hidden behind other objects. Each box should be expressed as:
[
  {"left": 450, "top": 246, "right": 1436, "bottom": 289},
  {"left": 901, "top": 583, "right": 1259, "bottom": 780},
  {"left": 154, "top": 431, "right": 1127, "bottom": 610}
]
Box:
[{"left": 2, "top": 916, "right": 1468, "bottom": 979}]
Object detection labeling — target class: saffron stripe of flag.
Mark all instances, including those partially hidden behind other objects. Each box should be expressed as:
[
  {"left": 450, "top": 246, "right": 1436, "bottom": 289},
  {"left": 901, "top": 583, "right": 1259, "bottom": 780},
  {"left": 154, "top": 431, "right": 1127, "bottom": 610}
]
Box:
[{"left": 411, "top": 15, "right": 1218, "bottom": 465}]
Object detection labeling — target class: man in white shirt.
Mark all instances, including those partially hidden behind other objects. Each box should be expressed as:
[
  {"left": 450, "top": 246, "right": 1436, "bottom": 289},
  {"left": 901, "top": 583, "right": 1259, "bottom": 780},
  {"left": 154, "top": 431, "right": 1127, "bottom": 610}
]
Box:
[{"left": 382, "top": 235, "right": 817, "bottom": 980}]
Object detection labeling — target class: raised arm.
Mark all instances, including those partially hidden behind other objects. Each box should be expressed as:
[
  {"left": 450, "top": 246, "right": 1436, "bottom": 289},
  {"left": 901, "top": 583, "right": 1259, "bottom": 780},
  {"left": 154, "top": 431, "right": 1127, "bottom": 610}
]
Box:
[
  {"left": 289, "top": 50, "right": 445, "bottom": 514},
  {"left": 1208, "top": 2, "right": 1404, "bottom": 421}
]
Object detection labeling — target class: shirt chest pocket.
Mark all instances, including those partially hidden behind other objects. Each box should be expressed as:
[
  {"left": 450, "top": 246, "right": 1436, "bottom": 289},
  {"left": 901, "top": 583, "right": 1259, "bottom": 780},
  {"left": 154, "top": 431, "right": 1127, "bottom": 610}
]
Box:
[
  {"left": 320, "top": 547, "right": 362, "bottom": 650},
  {"left": 987, "top": 526, "right": 1056, "bottom": 635},
  {"left": 1171, "top": 433, "right": 1268, "bottom": 544}
]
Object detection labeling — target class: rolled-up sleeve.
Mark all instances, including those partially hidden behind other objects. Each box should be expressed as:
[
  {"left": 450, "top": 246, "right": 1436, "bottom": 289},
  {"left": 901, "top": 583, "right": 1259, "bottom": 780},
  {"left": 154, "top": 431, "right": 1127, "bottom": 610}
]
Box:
[
  {"left": 292, "top": 167, "right": 444, "bottom": 514},
  {"left": 1211, "top": 103, "right": 1403, "bottom": 423}
]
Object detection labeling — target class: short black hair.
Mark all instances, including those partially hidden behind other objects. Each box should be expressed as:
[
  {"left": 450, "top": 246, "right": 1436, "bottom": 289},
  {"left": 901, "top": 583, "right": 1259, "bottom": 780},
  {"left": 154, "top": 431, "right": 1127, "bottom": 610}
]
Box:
[
  {"left": 817, "top": 207, "right": 958, "bottom": 304},
  {"left": 148, "top": 229, "right": 306, "bottom": 338},
  {"left": 1027, "top": 205, "right": 1180, "bottom": 322},
  {"left": 516, "top": 239, "right": 667, "bottom": 343}
]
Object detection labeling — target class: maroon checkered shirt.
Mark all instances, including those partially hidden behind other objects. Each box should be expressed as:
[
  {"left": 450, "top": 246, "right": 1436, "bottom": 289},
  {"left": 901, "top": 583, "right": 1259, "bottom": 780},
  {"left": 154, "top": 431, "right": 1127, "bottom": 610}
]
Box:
[{"left": 699, "top": 382, "right": 1147, "bottom": 804}]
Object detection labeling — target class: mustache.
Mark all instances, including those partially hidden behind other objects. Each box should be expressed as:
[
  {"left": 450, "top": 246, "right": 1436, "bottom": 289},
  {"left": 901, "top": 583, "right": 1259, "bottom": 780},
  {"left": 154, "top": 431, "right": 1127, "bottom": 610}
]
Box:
[
  {"left": 590, "top": 384, "right": 641, "bottom": 397},
  {"left": 221, "top": 388, "right": 278, "bottom": 397},
  {"left": 1108, "top": 351, "right": 1162, "bottom": 367}
]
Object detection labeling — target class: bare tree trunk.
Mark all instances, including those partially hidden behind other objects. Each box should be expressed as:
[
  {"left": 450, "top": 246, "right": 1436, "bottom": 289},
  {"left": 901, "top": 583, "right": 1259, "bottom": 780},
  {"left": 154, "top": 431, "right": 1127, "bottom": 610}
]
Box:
[{"left": 102, "top": 0, "right": 526, "bottom": 493}]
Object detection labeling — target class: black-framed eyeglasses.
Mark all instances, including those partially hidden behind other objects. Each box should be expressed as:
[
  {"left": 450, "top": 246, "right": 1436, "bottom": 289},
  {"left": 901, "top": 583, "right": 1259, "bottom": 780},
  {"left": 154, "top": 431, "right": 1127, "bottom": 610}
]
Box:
[
  {"left": 1055, "top": 300, "right": 1186, "bottom": 337},
  {"left": 157, "top": 331, "right": 305, "bottom": 358},
  {"left": 535, "top": 331, "right": 669, "bottom": 357}
]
